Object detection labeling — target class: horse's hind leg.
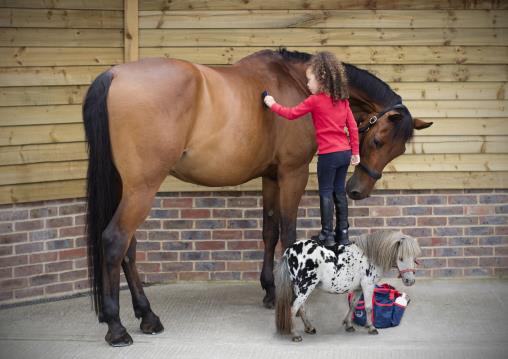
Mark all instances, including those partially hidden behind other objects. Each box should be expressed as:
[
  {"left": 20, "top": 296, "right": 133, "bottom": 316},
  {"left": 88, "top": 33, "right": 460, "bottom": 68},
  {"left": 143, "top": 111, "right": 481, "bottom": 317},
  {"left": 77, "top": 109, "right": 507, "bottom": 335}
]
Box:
[
  {"left": 101, "top": 215, "right": 132, "bottom": 346},
  {"left": 122, "top": 235, "right": 164, "bottom": 334},
  {"left": 297, "top": 305, "right": 316, "bottom": 334},
  {"left": 290, "top": 283, "right": 318, "bottom": 342},
  {"left": 260, "top": 176, "right": 280, "bottom": 309},
  {"left": 102, "top": 187, "right": 164, "bottom": 346}
]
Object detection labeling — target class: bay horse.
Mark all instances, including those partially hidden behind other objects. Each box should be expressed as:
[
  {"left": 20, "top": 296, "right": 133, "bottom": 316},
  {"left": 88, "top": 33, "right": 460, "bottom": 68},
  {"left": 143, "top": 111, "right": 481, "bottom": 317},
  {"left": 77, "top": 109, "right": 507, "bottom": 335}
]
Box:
[
  {"left": 82, "top": 48, "right": 432, "bottom": 346},
  {"left": 275, "top": 231, "right": 421, "bottom": 342}
]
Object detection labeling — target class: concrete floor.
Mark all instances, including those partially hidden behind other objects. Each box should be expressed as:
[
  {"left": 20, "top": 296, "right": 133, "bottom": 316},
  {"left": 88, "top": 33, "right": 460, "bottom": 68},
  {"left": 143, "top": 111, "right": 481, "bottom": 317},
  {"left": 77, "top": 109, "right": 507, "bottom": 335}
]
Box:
[{"left": 0, "top": 279, "right": 507, "bottom": 359}]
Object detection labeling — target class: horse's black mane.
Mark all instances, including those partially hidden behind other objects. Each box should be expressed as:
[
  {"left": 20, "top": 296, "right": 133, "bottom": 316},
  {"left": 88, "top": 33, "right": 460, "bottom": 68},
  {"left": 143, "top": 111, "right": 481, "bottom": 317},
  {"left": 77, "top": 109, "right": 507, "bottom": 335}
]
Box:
[{"left": 274, "top": 48, "right": 414, "bottom": 141}]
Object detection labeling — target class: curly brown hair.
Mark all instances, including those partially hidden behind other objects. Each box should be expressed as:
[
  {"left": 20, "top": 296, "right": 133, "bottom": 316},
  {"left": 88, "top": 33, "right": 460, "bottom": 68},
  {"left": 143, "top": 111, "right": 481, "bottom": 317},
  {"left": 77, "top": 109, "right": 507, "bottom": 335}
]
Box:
[{"left": 309, "top": 51, "right": 349, "bottom": 103}]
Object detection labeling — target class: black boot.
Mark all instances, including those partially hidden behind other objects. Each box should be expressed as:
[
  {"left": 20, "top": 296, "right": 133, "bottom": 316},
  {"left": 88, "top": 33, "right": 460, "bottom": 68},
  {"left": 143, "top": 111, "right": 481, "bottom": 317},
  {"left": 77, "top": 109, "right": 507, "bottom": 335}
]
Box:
[
  {"left": 333, "top": 192, "right": 351, "bottom": 246},
  {"left": 311, "top": 195, "right": 335, "bottom": 247}
]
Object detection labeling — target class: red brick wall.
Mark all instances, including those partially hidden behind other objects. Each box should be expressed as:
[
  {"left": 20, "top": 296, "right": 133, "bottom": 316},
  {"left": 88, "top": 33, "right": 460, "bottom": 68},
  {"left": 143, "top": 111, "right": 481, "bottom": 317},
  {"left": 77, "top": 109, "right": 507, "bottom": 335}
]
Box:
[{"left": 0, "top": 189, "right": 506, "bottom": 306}]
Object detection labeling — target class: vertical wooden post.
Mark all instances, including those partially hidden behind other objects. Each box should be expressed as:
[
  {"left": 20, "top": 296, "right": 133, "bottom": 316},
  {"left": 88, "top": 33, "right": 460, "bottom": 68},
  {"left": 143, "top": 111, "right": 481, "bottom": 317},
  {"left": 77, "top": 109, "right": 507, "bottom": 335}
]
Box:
[{"left": 124, "top": 0, "right": 139, "bottom": 63}]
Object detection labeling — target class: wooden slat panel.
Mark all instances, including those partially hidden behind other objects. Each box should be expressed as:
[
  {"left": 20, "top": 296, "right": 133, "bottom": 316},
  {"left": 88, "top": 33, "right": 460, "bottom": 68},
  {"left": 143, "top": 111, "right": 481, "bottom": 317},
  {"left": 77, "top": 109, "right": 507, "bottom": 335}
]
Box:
[
  {"left": 406, "top": 100, "right": 507, "bottom": 118},
  {"left": 0, "top": 142, "right": 87, "bottom": 165},
  {"left": 307, "top": 154, "right": 508, "bottom": 173},
  {"left": 0, "top": 161, "right": 86, "bottom": 185},
  {"left": 2, "top": 171, "right": 507, "bottom": 205},
  {"left": 0, "top": 105, "right": 81, "bottom": 126},
  {"left": 385, "top": 154, "right": 508, "bottom": 172},
  {"left": 139, "top": 46, "right": 508, "bottom": 65},
  {"left": 139, "top": 28, "right": 508, "bottom": 47},
  {"left": 1, "top": 64, "right": 505, "bottom": 87},
  {"left": 139, "top": 0, "right": 508, "bottom": 11},
  {"left": 139, "top": 10, "right": 508, "bottom": 29},
  {"left": 0, "top": 66, "right": 110, "bottom": 86},
  {"left": 0, "top": 47, "right": 123, "bottom": 67},
  {"left": 0, "top": 124, "right": 84, "bottom": 146},
  {"left": 414, "top": 119, "right": 508, "bottom": 135},
  {"left": 0, "top": 0, "right": 123, "bottom": 10},
  {"left": 0, "top": 9, "right": 123, "bottom": 28},
  {"left": 362, "top": 65, "right": 508, "bottom": 82},
  {"left": 0, "top": 29, "right": 123, "bottom": 47},
  {"left": 391, "top": 83, "right": 507, "bottom": 101},
  {"left": 0, "top": 86, "right": 88, "bottom": 106},
  {"left": 369, "top": 171, "right": 508, "bottom": 191},
  {"left": 407, "top": 136, "right": 508, "bottom": 154},
  {"left": 124, "top": 0, "right": 139, "bottom": 62},
  {"left": 0, "top": 179, "right": 87, "bottom": 204}
]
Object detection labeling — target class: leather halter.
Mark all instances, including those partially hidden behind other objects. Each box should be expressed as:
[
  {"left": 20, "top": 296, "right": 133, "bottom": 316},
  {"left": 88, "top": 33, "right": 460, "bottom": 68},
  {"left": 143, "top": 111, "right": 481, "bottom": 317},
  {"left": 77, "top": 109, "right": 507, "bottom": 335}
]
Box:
[{"left": 356, "top": 104, "right": 407, "bottom": 181}]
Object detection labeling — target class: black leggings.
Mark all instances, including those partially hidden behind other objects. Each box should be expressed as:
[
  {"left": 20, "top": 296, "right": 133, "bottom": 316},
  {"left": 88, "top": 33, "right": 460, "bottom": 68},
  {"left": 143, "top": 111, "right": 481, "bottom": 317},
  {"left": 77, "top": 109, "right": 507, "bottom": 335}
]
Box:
[{"left": 317, "top": 150, "right": 352, "bottom": 197}]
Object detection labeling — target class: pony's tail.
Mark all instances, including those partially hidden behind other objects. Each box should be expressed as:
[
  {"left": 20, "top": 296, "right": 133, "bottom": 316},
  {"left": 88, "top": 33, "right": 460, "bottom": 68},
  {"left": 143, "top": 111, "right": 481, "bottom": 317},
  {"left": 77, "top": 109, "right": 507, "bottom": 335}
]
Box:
[
  {"left": 82, "top": 70, "right": 121, "bottom": 320},
  {"left": 275, "top": 254, "right": 293, "bottom": 335}
]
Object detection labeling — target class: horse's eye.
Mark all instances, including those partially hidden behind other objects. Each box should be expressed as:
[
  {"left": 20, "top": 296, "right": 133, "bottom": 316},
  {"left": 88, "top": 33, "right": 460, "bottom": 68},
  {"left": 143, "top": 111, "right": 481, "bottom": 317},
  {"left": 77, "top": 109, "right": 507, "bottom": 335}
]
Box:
[
  {"left": 399, "top": 257, "right": 404, "bottom": 261},
  {"left": 373, "top": 138, "right": 383, "bottom": 148}
]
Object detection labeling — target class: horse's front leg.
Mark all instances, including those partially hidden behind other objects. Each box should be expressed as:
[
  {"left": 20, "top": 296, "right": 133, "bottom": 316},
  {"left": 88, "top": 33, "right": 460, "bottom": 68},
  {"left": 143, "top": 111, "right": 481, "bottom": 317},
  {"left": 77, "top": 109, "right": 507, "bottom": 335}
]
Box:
[
  {"left": 278, "top": 165, "right": 309, "bottom": 250},
  {"left": 343, "top": 289, "right": 362, "bottom": 332},
  {"left": 260, "top": 176, "right": 281, "bottom": 309},
  {"left": 361, "top": 283, "right": 378, "bottom": 335}
]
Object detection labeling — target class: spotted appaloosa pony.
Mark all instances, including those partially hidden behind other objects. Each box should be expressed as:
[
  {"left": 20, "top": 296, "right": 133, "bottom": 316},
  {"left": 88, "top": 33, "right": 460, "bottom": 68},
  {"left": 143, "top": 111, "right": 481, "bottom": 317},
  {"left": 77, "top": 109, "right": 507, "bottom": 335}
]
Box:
[
  {"left": 275, "top": 231, "right": 421, "bottom": 342},
  {"left": 83, "top": 48, "right": 432, "bottom": 346}
]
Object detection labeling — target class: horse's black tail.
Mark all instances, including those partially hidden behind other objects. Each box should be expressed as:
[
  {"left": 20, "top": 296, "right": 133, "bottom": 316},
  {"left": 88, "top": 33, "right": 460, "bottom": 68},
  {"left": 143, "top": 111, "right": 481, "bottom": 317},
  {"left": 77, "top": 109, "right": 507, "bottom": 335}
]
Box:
[
  {"left": 275, "top": 255, "right": 293, "bottom": 335},
  {"left": 82, "top": 70, "right": 121, "bottom": 320}
]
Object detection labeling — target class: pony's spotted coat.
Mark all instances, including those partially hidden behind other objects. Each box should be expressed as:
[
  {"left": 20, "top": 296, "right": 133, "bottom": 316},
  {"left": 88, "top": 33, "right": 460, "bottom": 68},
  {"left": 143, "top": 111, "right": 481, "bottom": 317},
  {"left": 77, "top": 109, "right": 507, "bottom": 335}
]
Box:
[
  {"left": 286, "top": 240, "right": 380, "bottom": 297},
  {"left": 275, "top": 231, "right": 421, "bottom": 342}
]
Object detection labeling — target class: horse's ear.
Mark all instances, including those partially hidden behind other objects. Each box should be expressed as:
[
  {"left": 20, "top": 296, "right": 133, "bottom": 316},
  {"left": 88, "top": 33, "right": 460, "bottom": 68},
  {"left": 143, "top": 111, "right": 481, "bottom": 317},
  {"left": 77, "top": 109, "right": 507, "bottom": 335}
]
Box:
[{"left": 413, "top": 118, "right": 433, "bottom": 130}]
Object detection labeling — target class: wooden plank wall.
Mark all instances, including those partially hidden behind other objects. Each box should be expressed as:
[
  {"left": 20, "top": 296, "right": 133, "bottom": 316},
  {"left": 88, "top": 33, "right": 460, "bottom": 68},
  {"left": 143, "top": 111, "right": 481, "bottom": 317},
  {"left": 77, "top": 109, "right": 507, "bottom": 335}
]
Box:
[{"left": 0, "top": 0, "right": 507, "bottom": 204}]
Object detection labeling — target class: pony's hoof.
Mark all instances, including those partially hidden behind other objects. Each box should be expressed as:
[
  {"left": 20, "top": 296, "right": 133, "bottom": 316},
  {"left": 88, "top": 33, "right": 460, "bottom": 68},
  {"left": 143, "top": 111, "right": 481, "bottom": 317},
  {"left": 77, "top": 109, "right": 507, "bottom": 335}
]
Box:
[
  {"left": 292, "top": 335, "right": 303, "bottom": 342},
  {"left": 105, "top": 330, "right": 133, "bottom": 347},
  {"left": 345, "top": 326, "right": 355, "bottom": 333},
  {"left": 263, "top": 293, "right": 275, "bottom": 309},
  {"left": 140, "top": 313, "right": 164, "bottom": 335},
  {"left": 368, "top": 328, "right": 379, "bottom": 335},
  {"left": 305, "top": 327, "right": 316, "bottom": 334}
]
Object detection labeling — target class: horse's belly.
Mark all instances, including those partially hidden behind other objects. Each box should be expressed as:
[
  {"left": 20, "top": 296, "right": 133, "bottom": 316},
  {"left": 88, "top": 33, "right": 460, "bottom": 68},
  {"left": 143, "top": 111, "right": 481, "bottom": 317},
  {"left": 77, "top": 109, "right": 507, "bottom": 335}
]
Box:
[{"left": 170, "top": 145, "right": 271, "bottom": 186}]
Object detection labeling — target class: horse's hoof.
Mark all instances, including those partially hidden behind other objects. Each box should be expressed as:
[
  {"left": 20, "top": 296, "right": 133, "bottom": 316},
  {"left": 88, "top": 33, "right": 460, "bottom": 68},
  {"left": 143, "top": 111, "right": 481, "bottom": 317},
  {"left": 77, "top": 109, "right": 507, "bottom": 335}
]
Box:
[
  {"left": 140, "top": 313, "right": 165, "bottom": 335},
  {"left": 346, "top": 326, "right": 355, "bottom": 333},
  {"left": 368, "top": 328, "right": 379, "bottom": 335},
  {"left": 105, "top": 330, "right": 133, "bottom": 347},
  {"left": 263, "top": 293, "right": 275, "bottom": 309},
  {"left": 292, "top": 335, "right": 303, "bottom": 342},
  {"left": 305, "top": 327, "right": 316, "bottom": 334}
]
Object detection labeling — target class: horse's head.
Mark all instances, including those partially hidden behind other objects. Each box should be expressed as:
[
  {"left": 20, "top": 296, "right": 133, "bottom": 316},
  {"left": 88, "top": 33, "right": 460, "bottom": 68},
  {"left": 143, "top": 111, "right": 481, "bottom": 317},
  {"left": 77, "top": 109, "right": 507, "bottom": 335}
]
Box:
[
  {"left": 343, "top": 63, "right": 433, "bottom": 200},
  {"left": 395, "top": 234, "right": 422, "bottom": 287},
  {"left": 346, "top": 104, "right": 433, "bottom": 200}
]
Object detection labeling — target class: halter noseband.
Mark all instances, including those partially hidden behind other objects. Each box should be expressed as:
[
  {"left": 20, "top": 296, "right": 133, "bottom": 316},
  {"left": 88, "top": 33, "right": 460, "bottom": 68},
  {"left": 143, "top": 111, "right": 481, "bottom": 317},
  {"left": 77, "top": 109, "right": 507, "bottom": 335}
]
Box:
[
  {"left": 396, "top": 259, "right": 420, "bottom": 278},
  {"left": 356, "top": 104, "right": 407, "bottom": 181}
]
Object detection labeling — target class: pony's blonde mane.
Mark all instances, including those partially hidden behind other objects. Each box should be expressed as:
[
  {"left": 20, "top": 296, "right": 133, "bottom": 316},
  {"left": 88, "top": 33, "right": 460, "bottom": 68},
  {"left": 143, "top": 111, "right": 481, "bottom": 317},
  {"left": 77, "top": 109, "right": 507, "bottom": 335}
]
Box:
[{"left": 353, "top": 231, "right": 421, "bottom": 272}]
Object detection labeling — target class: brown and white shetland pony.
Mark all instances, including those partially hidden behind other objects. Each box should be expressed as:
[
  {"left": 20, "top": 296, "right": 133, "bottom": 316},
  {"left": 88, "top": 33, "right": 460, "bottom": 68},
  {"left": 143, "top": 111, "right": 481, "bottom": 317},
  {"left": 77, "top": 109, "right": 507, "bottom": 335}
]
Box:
[{"left": 82, "top": 48, "right": 432, "bottom": 346}]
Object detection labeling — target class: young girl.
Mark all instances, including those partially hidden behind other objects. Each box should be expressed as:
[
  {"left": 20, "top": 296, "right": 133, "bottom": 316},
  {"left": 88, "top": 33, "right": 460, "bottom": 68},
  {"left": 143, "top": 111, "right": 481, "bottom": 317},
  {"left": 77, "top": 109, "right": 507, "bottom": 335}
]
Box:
[{"left": 263, "top": 51, "right": 360, "bottom": 247}]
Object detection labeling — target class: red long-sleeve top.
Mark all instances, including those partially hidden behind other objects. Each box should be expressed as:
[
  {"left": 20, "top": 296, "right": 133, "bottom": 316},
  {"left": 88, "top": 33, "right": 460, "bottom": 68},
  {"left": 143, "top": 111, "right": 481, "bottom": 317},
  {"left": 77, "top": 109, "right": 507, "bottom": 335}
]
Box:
[{"left": 270, "top": 93, "right": 360, "bottom": 155}]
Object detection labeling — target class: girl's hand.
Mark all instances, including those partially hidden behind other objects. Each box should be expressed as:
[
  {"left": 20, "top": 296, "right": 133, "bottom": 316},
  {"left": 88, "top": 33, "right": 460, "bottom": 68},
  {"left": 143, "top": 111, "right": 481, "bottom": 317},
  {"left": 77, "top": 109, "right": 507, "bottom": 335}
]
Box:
[
  {"left": 351, "top": 155, "right": 360, "bottom": 166},
  {"left": 264, "top": 95, "right": 276, "bottom": 108}
]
